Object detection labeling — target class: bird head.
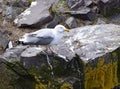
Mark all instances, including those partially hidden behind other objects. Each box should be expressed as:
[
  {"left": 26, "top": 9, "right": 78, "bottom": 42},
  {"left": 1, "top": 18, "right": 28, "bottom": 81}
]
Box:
[{"left": 54, "top": 25, "right": 69, "bottom": 33}]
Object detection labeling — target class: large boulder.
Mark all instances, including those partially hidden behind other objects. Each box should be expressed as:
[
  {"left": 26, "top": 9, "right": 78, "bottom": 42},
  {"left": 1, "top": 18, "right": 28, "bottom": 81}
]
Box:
[
  {"left": 14, "top": 0, "right": 59, "bottom": 28},
  {"left": 1, "top": 24, "right": 120, "bottom": 89}
]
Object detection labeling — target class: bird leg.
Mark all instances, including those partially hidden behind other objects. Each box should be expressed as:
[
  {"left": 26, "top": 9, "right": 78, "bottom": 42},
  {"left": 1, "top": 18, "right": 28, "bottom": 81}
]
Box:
[{"left": 42, "top": 51, "right": 54, "bottom": 78}]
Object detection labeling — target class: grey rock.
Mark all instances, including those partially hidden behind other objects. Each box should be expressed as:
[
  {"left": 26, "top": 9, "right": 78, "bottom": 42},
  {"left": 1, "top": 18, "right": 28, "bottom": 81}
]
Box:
[
  {"left": 2, "top": 24, "right": 120, "bottom": 63},
  {"left": 65, "top": 7, "right": 97, "bottom": 21},
  {"left": 14, "top": 0, "right": 56, "bottom": 28},
  {"left": 65, "top": 17, "right": 78, "bottom": 28},
  {"left": 0, "top": 8, "right": 2, "bottom": 14},
  {"left": 2, "top": 6, "right": 13, "bottom": 19},
  {"left": 2, "top": 45, "right": 28, "bottom": 61},
  {"left": 96, "top": 18, "right": 106, "bottom": 24},
  {"left": 2, "top": 6, "right": 24, "bottom": 19},
  {"left": 84, "top": 0, "right": 93, "bottom": 7},
  {"left": 67, "top": 0, "right": 85, "bottom": 9},
  {"left": 0, "top": 28, "right": 12, "bottom": 36},
  {"left": 51, "top": 24, "right": 120, "bottom": 61},
  {"left": 0, "top": 36, "right": 9, "bottom": 52}
]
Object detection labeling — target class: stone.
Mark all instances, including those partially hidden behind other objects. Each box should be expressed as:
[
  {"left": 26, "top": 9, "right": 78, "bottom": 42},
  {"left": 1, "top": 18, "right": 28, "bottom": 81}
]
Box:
[
  {"left": 0, "top": 36, "right": 9, "bottom": 53},
  {"left": 14, "top": 0, "right": 56, "bottom": 28},
  {"left": 2, "top": 24, "right": 120, "bottom": 62},
  {"left": 49, "top": 24, "right": 120, "bottom": 61},
  {"left": 66, "top": 0, "right": 85, "bottom": 9},
  {"left": 2, "top": 45, "right": 28, "bottom": 60},
  {"left": 98, "top": 0, "right": 120, "bottom": 16},
  {"left": 2, "top": 6, "right": 24, "bottom": 20},
  {"left": 2, "top": 24, "right": 120, "bottom": 89},
  {"left": 108, "top": 13, "right": 120, "bottom": 24},
  {"left": 96, "top": 18, "right": 107, "bottom": 24},
  {"left": 84, "top": 0, "right": 93, "bottom": 7},
  {"left": 20, "top": 47, "right": 48, "bottom": 68},
  {"left": 65, "top": 7, "right": 97, "bottom": 21},
  {"left": 65, "top": 17, "right": 78, "bottom": 28},
  {"left": 45, "top": 15, "right": 60, "bottom": 28}
]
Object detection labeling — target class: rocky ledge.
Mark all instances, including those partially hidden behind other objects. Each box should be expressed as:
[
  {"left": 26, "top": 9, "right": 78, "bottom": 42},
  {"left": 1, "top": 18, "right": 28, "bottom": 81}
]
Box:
[{"left": 1, "top": 24, "right": 120, "bottom": 89}]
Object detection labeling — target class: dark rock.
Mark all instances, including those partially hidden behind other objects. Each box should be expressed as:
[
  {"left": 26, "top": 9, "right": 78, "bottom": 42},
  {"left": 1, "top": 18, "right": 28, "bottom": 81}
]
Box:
[
  {"left": 113, "top": 85, "right": 120, "bottom": 89},
  {"left": 0, "top": 36, "right": 9, "bottom": 52},
  {"left": 98, "top": 0, "right": 120, "bottom": 16},
  {"left": 67, "top": 0, "right": 85, "bottom": 9},
  {"left": 65, "top": 17, "right": 78, "bottom": 28},
  {"left": 46, "top": 15, "right": 60, "bottom": 28},
  {"left": 65, "top": 7, "right": 97, "bottom": 21},
  {"left": 20, "top": 47, "right": 47, "bottom": 68},
  {"left": 14, "top": 0, "right": 56, "bottom": 28},
  {"left": 5, "top": 0, "right": 29, "bottom": 8},
  {"left": 108, "top": 13, "right": 120, "bottom": 24}
]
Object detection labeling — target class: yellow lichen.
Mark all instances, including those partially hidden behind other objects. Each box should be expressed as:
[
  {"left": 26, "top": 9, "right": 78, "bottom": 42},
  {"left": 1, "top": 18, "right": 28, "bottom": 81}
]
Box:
[
  {"left": 85, "top": 55, "right": 118, "bottom": 89},
  {"left": 35, "top": 83, "right": 46, "bottom": 89},
  {"left": 60, "top": 83, "right": 73, "bottom": 89}
]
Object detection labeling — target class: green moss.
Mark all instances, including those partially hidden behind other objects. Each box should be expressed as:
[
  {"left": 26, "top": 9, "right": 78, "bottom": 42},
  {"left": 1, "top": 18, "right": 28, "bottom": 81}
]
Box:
[
  {"left": 103, "top": 8, "right": 120, "bottom": 17},
  {"left": 116, "top": 48, "right": 120, "bottom": 83},
  {"left": 85, "top": 55, "right": 118, "bottom": 89},
  {"left": 52, "top": 0, "right": 69, "bottom": 14}
]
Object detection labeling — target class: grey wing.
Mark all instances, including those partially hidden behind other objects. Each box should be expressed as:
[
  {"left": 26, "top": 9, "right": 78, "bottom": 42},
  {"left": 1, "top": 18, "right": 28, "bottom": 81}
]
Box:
[
  {"left": 27, "top": 30, "right": 54, "bottom": 45},
  {"left": 36, "top": 36, "right": 54, "bottom": 45}
]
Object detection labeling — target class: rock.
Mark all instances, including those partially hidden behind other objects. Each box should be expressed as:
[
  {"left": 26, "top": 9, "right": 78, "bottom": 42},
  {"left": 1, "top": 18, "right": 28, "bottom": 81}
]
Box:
[
  {"left": 0, "top": 28, "right": 12, "bottom": 36},
  {"left": 14, "top": 0, "right": 56, "bottom": 28},
  {"left": 108, "top": 13, "right": 120, "bottom": 24},
  {"left": 20, "top": 47, "right": 48, "bottom": 68},
  {"left": 53, "top": 24, "right": 120, "bottom": 60},
  {"left": 5, "top": 0, "right": 29, "bottom": 8},
  {"left": 66, "top": 0, "right": 85, "bottom": 9},
  {"left": 2, "top": 45, "right": 28, "bottom": 60},
  {"left": 65, "top": 17, "right": 78, "bottom": 28},
  {"left": 2, "top": 24, "right": 120, "bottom": 62},
  {"left": 96, "top": 18, "right": 107, "bottom": 24},
  {"left": 45, "top": 15, "right": 60, "bottom": 28},
  {"left": 2, "top": 6, "right": 24, "bottom": 20},
  {"left": 65, "top": 7, "right": 97, "bottom": 21},
  {"left": 98, "top": 0, "right": 120, "bottom": 16},
  {"left": 84, "top": 0, "right": 93, "bottom": 7},
  {"left": 113, "top": 85, "right": 120, "bottom": 89},
  {"left": 0, "top": 8, "right": 2, "bottom": 14},
  {"left": 2, "top": 24, "right": 120, "bottom": 89},
  {"left": 0, "top": 36, "right": 9, "bottom": 53}
]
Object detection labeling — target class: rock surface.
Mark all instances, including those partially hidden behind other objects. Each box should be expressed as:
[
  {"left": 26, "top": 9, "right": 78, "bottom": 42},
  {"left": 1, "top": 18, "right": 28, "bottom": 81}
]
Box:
[
  {"left": 65, "top": 17, "right": 78, "bottom": 28},
  {"left": 2, "top": 24, "right": 120, "bottom": 62},
  {"left": 14, "top": 0, "right": 58, "bottom": 28},
  {"left": 1, "top": 24, "right": 120, "bottom": 89}
]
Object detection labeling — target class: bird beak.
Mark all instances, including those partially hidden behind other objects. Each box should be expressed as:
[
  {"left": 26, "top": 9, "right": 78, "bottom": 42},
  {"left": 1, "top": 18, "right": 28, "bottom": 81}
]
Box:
[{"left": 65, "top": 29, "right": 70, "bottom": 32}]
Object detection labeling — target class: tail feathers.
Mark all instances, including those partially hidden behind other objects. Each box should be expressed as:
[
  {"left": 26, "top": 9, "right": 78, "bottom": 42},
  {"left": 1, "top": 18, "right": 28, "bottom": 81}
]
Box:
[{"left": 15, "top": 40, "right": 27, "bottom": 45}]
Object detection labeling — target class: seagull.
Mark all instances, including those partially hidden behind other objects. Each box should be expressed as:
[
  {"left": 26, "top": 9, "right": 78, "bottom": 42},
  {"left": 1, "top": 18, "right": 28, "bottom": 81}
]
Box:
[
  {"left": 18, "top": 24, "right": 69, "bottom": 47},
  {"left": 17, "top": 24, "right": 69, "bottom": 77}
]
